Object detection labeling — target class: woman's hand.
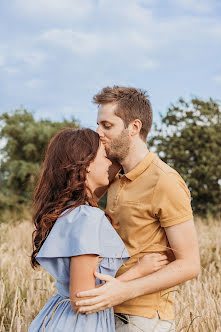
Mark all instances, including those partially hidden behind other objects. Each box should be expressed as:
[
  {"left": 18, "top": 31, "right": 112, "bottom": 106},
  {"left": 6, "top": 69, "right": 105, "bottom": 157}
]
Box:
[
  {"left": 136, "top": 253, "right": 169, "bottom": 276},
  {"left": 117, "top": 253, "right": 170, "bottom": 282}
]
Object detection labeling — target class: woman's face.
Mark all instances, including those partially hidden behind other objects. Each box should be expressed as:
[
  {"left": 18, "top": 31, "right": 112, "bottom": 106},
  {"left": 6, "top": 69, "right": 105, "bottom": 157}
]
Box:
[{"left": 87, "top": 142, "right": 112, "bottom": 192}]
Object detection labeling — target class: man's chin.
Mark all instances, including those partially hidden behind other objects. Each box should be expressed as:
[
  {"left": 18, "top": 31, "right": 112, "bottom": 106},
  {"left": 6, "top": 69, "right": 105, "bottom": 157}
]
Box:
[
  {"left": 105, "top": 147, "right": 120, "bottom": 163},
  {"left": 105, "top": 149, "right": 114, "bottom": 159},
  {"left": 107, "top": 154, "right": 120, "bottom": 164}
]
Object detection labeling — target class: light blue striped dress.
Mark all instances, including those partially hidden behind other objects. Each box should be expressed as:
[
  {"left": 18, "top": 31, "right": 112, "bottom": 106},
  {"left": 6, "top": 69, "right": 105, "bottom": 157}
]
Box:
[{"left": 28, "top": 205, "right": 130, "bottom": 332}]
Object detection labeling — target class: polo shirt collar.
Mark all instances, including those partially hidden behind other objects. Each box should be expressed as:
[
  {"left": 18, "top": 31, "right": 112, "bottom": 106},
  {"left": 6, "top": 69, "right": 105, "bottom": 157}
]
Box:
[{"left": 124, "top": 150, "right": 155, "bottom": 181}]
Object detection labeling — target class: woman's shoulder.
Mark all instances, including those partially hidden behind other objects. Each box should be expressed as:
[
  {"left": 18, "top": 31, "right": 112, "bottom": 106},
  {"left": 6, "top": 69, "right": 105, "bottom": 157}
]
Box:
[
  {"left": 39, "top": 204, "right": 130, "bottom": 261},
  {"left": 58, "top": 204, "right": 104, "bottom": 223},
  {"left": 77, "top": 204, "right": 104, "bottom": 216}
]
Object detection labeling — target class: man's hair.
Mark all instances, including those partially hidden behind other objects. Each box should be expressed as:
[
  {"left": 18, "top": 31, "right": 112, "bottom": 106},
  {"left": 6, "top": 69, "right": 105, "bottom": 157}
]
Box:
[{"left": 93, "top": 85, "right": 152, "bottom": 141}]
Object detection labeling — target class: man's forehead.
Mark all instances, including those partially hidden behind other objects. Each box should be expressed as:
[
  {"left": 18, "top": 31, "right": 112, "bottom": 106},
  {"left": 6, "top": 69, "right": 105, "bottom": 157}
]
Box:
[{"left": 97, "top": 103, "right": 119, "bottom": 122}]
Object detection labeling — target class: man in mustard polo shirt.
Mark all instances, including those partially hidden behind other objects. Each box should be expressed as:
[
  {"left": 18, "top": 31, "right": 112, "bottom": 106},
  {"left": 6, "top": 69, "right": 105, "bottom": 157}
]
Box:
[{"left": 76, "top": 86, "right": 200, "bottom": 331}]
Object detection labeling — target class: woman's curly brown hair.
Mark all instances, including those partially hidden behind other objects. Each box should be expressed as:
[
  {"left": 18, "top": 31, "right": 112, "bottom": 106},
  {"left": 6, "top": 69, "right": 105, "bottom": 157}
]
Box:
[{"left": 31, "top": 128, "right": 100, "bottom": 268}]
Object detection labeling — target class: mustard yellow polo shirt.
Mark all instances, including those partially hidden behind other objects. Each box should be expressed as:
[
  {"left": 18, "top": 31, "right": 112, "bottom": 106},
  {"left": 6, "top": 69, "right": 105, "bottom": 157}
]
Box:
[{"left": 106, "top": 150, "right": 193, "bottom": 320}]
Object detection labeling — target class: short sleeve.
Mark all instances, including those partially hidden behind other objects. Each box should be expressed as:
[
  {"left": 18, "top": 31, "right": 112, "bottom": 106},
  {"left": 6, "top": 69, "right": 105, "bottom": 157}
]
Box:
[
  {"left": 152, "top": 172, "right": 193, "bottom": 227},
  {"left": 36, "top": 205, "right": 129, "bottom": 279}
]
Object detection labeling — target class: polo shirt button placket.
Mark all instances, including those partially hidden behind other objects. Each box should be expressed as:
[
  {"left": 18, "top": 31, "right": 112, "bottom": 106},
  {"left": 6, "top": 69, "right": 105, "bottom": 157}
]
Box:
[
  {"left": 113, "top": 178, "right": 126, "bottom": 208},
  {"left": 120, "top": 177, "right": 127, "bottom": 187}
]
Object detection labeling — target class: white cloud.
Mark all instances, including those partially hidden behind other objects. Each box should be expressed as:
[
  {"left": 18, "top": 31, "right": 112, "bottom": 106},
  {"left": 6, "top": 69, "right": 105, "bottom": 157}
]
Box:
[
  {"left": 3, "top": 67, "right": 20, "bottom": 75},
  {"left": 171, "top": 0, "right": 217, "bottom": 13},
  {"left": 15, "top": 50, "right": 47, "bottom": 68},
  {"left": 25, "top": 79, "right": 46, "bottom": 89},
  {"left": 40, "top": 29, "right": 100, "bottom": 55},
  {"left": 14, "top": 0, "right": 93, "bottom": 21},
  {"left": 34, "top": 104, "right": 94, "bottom": 127},
  {"left": 0, "top": 38, "right": 47, "bottom": 71},
  {"left": 99, "top": 0, "right": 154, "bottom": 27},
  {"left": 139, "top": 59, "right": 159, "bottom": 71},
  {"left": 22, "top": 52, "right": 47, "bottom": 67},
  {"left": 8, "top": 0, "right": 221, "bottom": 68},
  {"left": 0, "top": 55, "right": 5, "bottom": 67},
  {"left": 209, "top": 23, "right": 221, "bottom": 40},
  {"left": 213, "top": 75, "right": 221, "bottom": 84}
]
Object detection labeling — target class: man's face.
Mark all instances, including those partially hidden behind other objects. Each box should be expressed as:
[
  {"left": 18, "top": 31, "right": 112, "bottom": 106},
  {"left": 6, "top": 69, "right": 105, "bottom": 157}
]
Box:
[{"left": 96, "top": 103, "right": 130, "bottom": 162}]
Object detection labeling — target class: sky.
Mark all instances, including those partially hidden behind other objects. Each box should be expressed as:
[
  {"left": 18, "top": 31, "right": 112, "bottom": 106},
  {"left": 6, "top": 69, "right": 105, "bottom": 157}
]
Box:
[{"left": 0, "top": 0, "right": 220, "bottom": 131}]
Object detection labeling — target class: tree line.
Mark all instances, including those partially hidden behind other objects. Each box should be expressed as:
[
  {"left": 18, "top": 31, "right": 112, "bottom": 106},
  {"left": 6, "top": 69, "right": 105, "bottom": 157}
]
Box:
[{"left": 0, "top": 97, "right": 220, "bottom": 220}]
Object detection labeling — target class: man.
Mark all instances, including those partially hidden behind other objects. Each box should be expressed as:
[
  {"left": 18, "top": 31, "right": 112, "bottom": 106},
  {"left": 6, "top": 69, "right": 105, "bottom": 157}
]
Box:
[{"left": 75, "top": 86, "right": 200, "bottom": 331}]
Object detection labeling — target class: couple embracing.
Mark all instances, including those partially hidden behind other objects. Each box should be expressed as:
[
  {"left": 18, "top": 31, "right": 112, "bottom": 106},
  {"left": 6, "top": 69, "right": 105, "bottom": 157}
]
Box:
[{"left": 29, "top": 86, "right": 200, "bottom": 332}]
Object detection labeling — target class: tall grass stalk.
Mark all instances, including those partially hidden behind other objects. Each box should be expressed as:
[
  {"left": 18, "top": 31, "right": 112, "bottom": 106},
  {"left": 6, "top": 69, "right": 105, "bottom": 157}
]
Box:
[{"left": 0, "top": 218, "right": 220, "bottom": 331}]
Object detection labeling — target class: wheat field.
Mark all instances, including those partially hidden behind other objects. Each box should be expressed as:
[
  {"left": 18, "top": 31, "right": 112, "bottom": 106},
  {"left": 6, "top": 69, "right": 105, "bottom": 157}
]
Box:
[{"left": 0, "top": 217, "right": 220, "bottom": 332}]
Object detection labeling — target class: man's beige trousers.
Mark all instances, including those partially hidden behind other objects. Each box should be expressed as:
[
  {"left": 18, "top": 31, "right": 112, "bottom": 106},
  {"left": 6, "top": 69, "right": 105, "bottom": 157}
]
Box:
[{"left": 115, "top": 313, "right": 175, "bottom": 332}]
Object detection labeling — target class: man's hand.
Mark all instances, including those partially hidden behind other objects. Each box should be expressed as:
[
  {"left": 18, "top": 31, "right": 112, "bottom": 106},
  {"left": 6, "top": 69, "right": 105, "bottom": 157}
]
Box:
[{"left": 75, "top": 272, "right": 131, "bottom": 314}]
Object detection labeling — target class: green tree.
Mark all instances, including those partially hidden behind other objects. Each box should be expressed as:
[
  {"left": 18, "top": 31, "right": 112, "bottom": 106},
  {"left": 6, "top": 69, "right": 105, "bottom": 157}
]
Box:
[
  {"left": 0, "top": 109, "right": 80, "bottom": 214},
  {"left": 149, "top": 98, "right": 221, "bottom": 217}
]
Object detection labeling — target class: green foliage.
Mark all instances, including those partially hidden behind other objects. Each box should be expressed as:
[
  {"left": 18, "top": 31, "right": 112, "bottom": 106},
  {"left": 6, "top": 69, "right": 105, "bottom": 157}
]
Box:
[
  {"left": 149, "top": 98, "right": 221, "bottom": 217},
  {"left": 0, "top": 109, "right": 80, "bottom": 216},
  {"left": 1, "top": 99, "right": 220, "bottom": 220},
  {"left": 98, "top": 192, "right": 107, "bottom": 210}
]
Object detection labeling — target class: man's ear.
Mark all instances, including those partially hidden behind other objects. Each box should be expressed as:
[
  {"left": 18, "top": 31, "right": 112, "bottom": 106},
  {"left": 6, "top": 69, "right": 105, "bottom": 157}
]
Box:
[{"left": 129, "top": 119, "right": 142, "bottom": 136}]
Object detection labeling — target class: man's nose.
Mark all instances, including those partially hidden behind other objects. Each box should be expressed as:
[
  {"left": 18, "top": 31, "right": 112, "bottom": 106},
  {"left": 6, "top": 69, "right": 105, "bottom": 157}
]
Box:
[{"left": 96, "top": 126, "right": 104, "bottom": 137}]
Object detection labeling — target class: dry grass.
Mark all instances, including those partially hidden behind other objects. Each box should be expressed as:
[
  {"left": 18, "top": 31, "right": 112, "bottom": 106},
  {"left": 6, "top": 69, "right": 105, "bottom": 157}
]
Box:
[{"left": 0, "top": 218, "right": 220, "bottom": 332}]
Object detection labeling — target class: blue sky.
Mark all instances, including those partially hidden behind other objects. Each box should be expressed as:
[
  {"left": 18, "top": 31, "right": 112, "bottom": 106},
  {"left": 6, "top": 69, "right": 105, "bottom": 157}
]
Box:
[{"left": 0, "top": 0, "right": 220, "bottom": 131}]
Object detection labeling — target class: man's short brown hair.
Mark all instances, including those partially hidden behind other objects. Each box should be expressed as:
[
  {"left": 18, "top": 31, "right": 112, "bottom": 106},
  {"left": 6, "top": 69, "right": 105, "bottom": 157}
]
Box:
[{"left": 93, "top": 85, "right": 152, "bottom": 141}]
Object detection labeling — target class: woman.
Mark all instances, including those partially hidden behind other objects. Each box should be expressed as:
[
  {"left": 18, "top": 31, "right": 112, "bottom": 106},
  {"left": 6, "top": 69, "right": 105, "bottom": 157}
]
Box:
[{"left": 29, "top": 128, "right": 169, "bottom": 331}]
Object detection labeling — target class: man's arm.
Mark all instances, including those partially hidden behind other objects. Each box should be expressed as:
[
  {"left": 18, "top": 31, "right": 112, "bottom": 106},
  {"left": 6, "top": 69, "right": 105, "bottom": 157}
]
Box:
[
  {"left": 75, "top": 219, "right": 200, "bottom": 313},
  {"left": 124, "top": 219, "right": 200, "bottom": 296}
]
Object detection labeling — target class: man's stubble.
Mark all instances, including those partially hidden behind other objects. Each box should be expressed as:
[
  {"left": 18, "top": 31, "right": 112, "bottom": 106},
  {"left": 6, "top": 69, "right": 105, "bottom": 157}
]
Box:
[{"left": 106, "top": 128, "right": 130, "bottom": 164}]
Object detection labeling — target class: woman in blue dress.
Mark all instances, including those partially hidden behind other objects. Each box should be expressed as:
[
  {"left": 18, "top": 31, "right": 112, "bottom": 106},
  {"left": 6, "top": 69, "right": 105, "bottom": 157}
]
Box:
[{"left": 29, "top": 128, "right": 169, "bottom": 331}]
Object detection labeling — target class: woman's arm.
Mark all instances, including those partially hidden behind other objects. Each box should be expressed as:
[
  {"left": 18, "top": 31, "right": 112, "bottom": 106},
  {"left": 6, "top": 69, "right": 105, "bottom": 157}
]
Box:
[
  {"left": 69, "top": 254, "right": 99, "bottom": 312},
  {"left": 117, "top": 253, "right": 169, "bottom": 282}
]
